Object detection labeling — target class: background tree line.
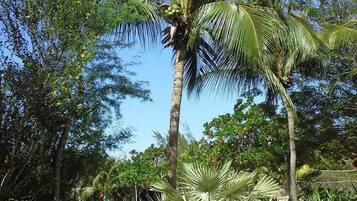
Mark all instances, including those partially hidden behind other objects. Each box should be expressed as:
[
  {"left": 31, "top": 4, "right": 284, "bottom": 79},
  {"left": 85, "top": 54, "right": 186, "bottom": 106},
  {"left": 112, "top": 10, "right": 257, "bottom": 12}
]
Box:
[{"left": 0, "top": 0, "right": 151, "bottom": 200}]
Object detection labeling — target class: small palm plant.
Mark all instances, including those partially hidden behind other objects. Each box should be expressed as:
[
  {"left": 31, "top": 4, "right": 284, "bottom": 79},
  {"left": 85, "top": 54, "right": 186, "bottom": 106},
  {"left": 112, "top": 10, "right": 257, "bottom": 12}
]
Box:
[
  {"left": 72, "top": 164, "right": 122, "bottom": 201},
  {"left": 151, "top": 161, "right": 279, "bottom": 201}
]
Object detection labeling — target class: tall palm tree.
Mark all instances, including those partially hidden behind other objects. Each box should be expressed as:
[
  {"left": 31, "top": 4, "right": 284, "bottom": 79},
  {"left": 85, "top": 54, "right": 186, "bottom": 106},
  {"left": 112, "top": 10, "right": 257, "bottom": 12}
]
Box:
[
  {"left": 270, "top": 18, "right": 357, "bottom": 200},
  {"left": 185, "top": 2, "right": 332, "bottom": 200},
  {"left": 263, "top": 6, "right": 325, "bottom": 200},
  {"left": 118, "top": 0, "right": 283, "bottom": 187},
  {"left": 151, "top": 161, "right": 279, "bottom": 201}
]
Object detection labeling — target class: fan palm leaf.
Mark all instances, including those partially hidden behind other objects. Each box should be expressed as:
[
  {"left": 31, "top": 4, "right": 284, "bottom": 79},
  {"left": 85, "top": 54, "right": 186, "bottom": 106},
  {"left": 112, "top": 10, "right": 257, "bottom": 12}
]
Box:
[
  {"left": 152, "top": 161, "right": 279, "bottom": 201},
  {"left": 250, "top": 175, "right": 280, "bottom": 199},
  {"left": 152, "top": 180, "right": 187, "bottom": 201}
]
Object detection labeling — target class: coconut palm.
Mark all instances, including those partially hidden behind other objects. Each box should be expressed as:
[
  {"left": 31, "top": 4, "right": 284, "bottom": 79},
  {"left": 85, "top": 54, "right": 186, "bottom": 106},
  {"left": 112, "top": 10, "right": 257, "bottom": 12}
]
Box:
[
  {"left": 184, "top": 1, "right": 333, "bottom": 200},
  {"left": 261, "top": 6, "right": 326, "bottom": 201},
  {"left": 118, "top": 0, "right": 283, "bottom": 187},
  {"left": 151, "top": 161, "right": 279, "bottom": 201}
]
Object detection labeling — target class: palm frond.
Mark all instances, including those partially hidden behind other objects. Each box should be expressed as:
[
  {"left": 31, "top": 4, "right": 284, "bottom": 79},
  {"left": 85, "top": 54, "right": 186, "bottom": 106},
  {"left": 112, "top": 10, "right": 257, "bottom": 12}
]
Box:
[
  {"left": 151, "top": 181, "right": 186, "bottom": 201},
  {"left": 250, "top": 175, "right": 279, "bottom": 198},
  {"left": 220, "top": 171, "right": 256, "bottom": 200},
  {"left": 93, "top": 171, "right": 108, "bottom": 190},
  {"left": 186, "top": 1, "right": 294, "bottom": 104},
  {"left": 184, "top": 36, "right": 218, "bottom": 94},
  {"left": 322, "top": 23, "right": 357, "bottom": 50},
  {"left": 153, "top": 130, "right": 168, "bottom": 146},
  {"left": 181, "top": 163, "right": 225, "bottom": 199},
  {"left": 152, "top": 161, "right": 279, "bottom": 201},
  {"left": 186, "top": 62, "right": 261, "bottom": 98},
  {"left": 285, "top": 14, "right": 323, "bottom": 55},
  {"left": 261, "top": 66, "right": 295, "bottom": 115},
  {"left": 281, "top": 14, "right": 325, "bottom": 76},
  {"left": 114, "top": 0, "right": 162, "bottom": 47},
  {"left": 194, "top": 2, "right": 282, "bottom": 66}
]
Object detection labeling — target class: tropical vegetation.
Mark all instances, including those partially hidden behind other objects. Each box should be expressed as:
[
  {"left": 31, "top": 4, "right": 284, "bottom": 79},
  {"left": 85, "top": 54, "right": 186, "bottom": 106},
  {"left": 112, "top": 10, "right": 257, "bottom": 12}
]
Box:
[
  {"left": 152, "top": 161, "right": 279, "bottom": 201},
  {"left": 0, "top": 0, "right": 356, "bottom": 201}
]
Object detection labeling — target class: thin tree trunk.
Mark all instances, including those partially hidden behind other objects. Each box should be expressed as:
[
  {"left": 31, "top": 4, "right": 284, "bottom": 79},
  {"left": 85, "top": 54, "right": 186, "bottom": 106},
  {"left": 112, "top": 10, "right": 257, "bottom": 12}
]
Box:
[
  {"left": 135, "top": 184, "right": 138, "bottom": 201},
  {"left": 0, "top": 169, "right": 10, "bottom": 192},
  {"left": 167, "top": 47, "right": 185, "bottom": 188},
  {"left": 99, "top": 191, "right": 104, "bottom": 201},
  {"left": 285, "top": 103, "right": 298, "bottom": 201},
  {"left": 54, "top": 124, "right": 70, "bottom": 201}
]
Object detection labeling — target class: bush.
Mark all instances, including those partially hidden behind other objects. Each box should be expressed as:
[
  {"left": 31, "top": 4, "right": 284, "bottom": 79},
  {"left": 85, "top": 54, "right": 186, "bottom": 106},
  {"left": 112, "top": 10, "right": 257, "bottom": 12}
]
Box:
[{"left": 301, "top": 184, "right": 357, "bottom": 201}]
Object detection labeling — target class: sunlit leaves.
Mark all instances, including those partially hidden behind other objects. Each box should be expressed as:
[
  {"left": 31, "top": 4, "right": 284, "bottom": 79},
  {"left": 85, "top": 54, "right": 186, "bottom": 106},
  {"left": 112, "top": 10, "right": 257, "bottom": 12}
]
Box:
[
  {"left": 322, "top": 23, "right": 357, "bottom": 50},
  {"left": 195, "top": 2, "right": 282, "bottom": 66},
  {"left": 152, "top": 161, "right": 279, "bottom": 201}
]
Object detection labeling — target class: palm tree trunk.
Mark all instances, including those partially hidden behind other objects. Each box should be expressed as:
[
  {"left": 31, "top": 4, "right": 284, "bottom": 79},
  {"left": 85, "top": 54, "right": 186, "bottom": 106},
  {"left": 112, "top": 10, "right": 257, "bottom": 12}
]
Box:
[
  {"left": 167, "top": 47, "right": 185, "bottom": 188},
  {"left": 54, "top": 124, "right": 70, "bottom": 201},
  {"left": 285, "top": 103, "right": 298, "bottom": 201}
]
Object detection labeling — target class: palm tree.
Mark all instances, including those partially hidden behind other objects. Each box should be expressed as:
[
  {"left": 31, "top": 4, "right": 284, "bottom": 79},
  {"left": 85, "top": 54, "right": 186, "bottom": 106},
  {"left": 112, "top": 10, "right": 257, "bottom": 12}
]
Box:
[
  {"left": 72, "top": 164, "right": 122, "bottom": 201},
  {"left": 119, "top": 0, "right": 283, "bottom": 187},
  {"left": 151, "top": 161, "right": 279, "bottom": 201},
  {"left": 184, "top": 2, "right": 333, "bottom": 200},
  {"left": 262, "top": 6, "right": 325, "bottom": 200}
]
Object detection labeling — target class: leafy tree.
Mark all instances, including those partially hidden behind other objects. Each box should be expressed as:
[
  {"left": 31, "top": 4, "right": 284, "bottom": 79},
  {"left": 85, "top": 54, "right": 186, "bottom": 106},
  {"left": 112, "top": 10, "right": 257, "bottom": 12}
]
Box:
[
  {"left": 0, "top": 0, "right": 150, "bottom": 200},
  {"left": 182, "top": 91, "right": 356, "bottom": 193},
  {"left": 181, "top": 98, "right": 289, "bottom": 183},
  {"left": 289, "top": 0, "right": 357, "bottom": 169},
  {"left": 291, "top": 75, "right": 356, "bottom": 169},
  {"left": 74, "top": 145, "right": 166, "bottom": 201}
]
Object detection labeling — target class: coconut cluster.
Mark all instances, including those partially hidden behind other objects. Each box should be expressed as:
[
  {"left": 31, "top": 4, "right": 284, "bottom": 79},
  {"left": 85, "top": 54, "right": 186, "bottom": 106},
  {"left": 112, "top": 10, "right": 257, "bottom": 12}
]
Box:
[{"left": 164, "top": 4, "right": 181, "bottom": 19}]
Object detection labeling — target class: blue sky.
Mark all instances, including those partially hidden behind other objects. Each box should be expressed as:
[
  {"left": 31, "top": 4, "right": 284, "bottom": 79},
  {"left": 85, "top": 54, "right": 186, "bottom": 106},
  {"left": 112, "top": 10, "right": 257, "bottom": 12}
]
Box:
[{"left": 110, "top": 44, "right": 242, "bottom": 157}]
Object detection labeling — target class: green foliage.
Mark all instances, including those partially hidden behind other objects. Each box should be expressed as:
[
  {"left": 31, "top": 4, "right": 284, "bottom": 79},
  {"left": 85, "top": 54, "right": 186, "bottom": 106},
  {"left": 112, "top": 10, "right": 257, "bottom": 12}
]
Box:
[
  {"left": 122, "top": 145, "right": 167, "bottom": 187},
  {"left": 0, "top": 0, "right": 151, "bottom": 200},
  {"left": 74, "top": 145, "right": 167, "bottom": 200},
  {"left": 291, "top": 83, "right": 356, "bottom": 168},
  {"left": 181, "top": 88, "right": 356, "bottom": 186},
  {"left": 0, "top": 0, "right": 356, "bottom": 200},
  {"left": 301, "top": 185, "right": 357, "bottom": 201},
  {"left": 181, "top": 98, "right": 288, "bottom": 183},
  {"left": 152, "top": 161, "right": 279, "bottom": 201}
]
